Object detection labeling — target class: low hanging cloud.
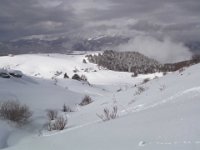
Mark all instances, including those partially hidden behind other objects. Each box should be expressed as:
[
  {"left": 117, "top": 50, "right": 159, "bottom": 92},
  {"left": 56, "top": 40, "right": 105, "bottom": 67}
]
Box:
[{"left": 115, "top": 36, "right": 192, "bottom": 63}]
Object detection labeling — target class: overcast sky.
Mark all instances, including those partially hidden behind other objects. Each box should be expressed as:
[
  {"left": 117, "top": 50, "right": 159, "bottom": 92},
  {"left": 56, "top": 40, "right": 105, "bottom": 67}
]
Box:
[{"left": 0, "top": 0, "right": 200, "bottom": 42}]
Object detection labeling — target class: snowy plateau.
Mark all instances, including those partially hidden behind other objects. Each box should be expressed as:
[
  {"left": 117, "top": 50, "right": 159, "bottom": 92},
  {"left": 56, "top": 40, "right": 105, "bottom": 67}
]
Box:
[{"left": 0, "top": 52, "right": 200, "bottom": 150}]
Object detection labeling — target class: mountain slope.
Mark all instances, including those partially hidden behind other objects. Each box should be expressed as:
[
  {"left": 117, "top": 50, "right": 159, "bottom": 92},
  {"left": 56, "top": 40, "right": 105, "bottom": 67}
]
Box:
[{"left": 0, "top": 53, "right": 200, "bottom": 150}]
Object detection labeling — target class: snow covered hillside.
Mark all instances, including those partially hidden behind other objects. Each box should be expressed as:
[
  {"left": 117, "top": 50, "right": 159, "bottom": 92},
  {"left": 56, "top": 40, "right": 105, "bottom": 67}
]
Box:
[{"left": 0, "top": 53, "right": 200, "bottom": 150}]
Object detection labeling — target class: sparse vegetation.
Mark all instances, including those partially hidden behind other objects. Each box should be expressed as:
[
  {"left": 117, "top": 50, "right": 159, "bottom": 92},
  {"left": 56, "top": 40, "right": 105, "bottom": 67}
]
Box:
[
  {"left": 0, "top": 100, "right": 32, "bottom": 125},
  {"left": 97, "top": 106, "right": 118, "bottom": 121},
  {"left": 143, "top": 78, "right": 150, "bottom": 84},
  {"left": 72, "top": 74, "right": 81, "bottom": 81},
  {"left": 79, "top": 95, "right": 93, "bottom": 106},
  {"left": 116, "top": 88, "right": 122, "bottom": 92},
  {"left": 0, "top": 72, "right": 10, "bottom": 78},
  {"left": 47, "top": 109, "right": 58, "bottom": 120},
  {"left": 80, "top": 75, "right": 88, "bottom": 81},
  {"left": 48, "top": 116, "right": 67, "bottom": 131},
  {"left": 82, "top": 59, "right": 87, "bottom": 64},
  {"left": 62, "top": 104, "right": 73, "bottom": 112},
  {"left": 54, "top": 71, "right": 62, "bottom": 77},
  {"left": 72, "top": 74, "right": 88, "bottom": 82},
  {"left": 64, "top": 73, "right": 69, "bottom": 78},
  {"left": 0, "top": 69, "right": 23, "bottom": 79},
  {"left": 135, "top": 86, "right": 145, "bottom": 95}
]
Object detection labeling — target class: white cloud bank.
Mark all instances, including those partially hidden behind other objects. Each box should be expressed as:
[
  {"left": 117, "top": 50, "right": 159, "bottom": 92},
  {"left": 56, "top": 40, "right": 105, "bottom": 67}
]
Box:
[{"left": 115, "top": 36, "right": 192, "bottom": 63}]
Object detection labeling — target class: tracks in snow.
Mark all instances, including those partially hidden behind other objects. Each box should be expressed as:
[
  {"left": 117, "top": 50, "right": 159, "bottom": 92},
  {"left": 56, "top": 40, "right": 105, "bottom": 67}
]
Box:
[
  {"left": 139, "top": 140, "right": 200, "bottom": 147},
  {"left": 41, "top": 86, "right": 200, "bottom": 137}
]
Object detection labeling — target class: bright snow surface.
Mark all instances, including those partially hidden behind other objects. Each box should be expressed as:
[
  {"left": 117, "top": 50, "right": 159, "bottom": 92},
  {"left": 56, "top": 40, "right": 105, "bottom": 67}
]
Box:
[{"left": 0, "top": 53, "right": 199, "bottom": 150}]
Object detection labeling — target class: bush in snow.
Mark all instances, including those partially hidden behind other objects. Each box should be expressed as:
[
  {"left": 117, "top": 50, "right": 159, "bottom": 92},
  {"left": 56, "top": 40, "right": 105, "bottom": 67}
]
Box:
[
  {"left": 48, "top": 116, "right": 67, "bottom": 131},
  {"left": 64, "top": 73, "right": 69, "bottom": 79},
  {"left": 9, "top": 70, "right": 23, "bottom": 78},
  {"left": 0, "top": 100, "right": 32, "bottom": 125},
  {"left": 72, "top": 74, "right": 81, "bottom": 81},
  {"left": 47, "top": 109, "right": 58, "bottom": 120},
  {"left": 142, "top": 78, "right": 150, "bottom": 84},
  {"left": 62, "top": 104, "right": 73, "bottom": 112},
  {"left": 80, "top": 75, "right": 88, "bottom": 82},
  {"left": 54, "top": 71, "right": 62, "bottom": 77},
  {"left": 72, "top": 74, "right": 88, "bottom": 82},
  {"left": 97, "top": 106, "right": 118, "bottom": 121},
  {"left": 0, "top": 72, "right": 10, "bottom": 78},
  {"left": 82, "top": 59, "right": 87, "bottom": 64},
  {"left": 135, "top": 86, "right": 145, "bottom": 95},
  {"left": 0, "top": 69, "right": 10, "bottom": 78},
  {"left": 53, "top": 116, "right": 67, "bottom": 130},
  {"left": 79, "top": 95, "right": 93, "bottom": 106}
]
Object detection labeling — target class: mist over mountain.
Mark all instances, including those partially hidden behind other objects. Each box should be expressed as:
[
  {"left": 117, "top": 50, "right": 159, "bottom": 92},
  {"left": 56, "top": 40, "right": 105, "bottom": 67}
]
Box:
[
  {"left": 0, "top": 35, "right": 130, "bottom": 55},
  {"left": 0, "top": 34, "right": 199, "bottom": 64},
  {"left": 185, "top": 41, "right": 200, "bottom": 55}
]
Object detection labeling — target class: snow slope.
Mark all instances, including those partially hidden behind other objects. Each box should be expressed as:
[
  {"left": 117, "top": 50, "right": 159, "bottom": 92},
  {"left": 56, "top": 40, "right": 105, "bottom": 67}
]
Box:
[{"left": 0, "top": 53, "right": 200, "bottom": 150}]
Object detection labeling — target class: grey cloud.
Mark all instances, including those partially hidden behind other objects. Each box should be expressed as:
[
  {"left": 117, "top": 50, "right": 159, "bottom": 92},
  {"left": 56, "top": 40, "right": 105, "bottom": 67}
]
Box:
[
  {"left": 128, "top": 20, "right": 162, "bottom": 32},
  {"left": 0, "top": 0, "right": 200, "bottom": 43},
  {"left": 0, "top": 0, "right": 82, "bottom": 40}
]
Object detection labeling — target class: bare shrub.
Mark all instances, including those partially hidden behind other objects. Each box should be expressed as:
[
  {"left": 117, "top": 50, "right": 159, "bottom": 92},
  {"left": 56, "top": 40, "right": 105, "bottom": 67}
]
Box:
[
  {"left": 116, "top": 88, "right": 122, "bottom": 92},
  {"left": 62, "top": 104, "right": 73, "bottom": 112},
  {"left": 72, "top": 74, "right": 88, "bottom": 82},
  {"left": 53, "top": 116, "right": 67, "bottom": 130},
  {"left": 80, "top": 75, "right": 88, "bottom": 81},
  {"left": 0, "top": 72, "right": 10, "bottom": 78},
  {"left": 82, "top": 59, "right": 87, "bottom": 64},
  {"left": 72, "top": 74, "right": 81, "bottom": 81},
  {"left": 47, "top": 109, "right": 58, "bottom": 120},
  {"left": 48, "top": 116, "right": 67, "bottom": 131},
  {"left": 0, "top": 100, "right": 32, "bottom": 125},
  {"left": 54, "top": 71, "right": 62, "bottom": 77},
  {"left": 79, "top": 95, "right": 93, "bottom": 106},
  {"left": 97, "top": 106, "right": 118, "bottom": 121},
  {"left": 64, "top": 73, "right": 69, "bottom": 78},
  {"left": 142, "top": 78, "right": 150, "bottom": 84},
  {"left": 135, "top": 86, "right": 145, "bottom": 95}
]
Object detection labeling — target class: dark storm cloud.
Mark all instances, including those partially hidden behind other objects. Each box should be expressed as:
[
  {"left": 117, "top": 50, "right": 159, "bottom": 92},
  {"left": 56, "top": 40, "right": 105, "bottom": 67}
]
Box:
[
  {"left": 102, "top": 0, "right": 200, "bottom": 42},
  {"left": 0, "top": 0, "right": 199, "bottom": 42},
  {"left": 0, "top": 0, "right": 82, "bottom": 40}
]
